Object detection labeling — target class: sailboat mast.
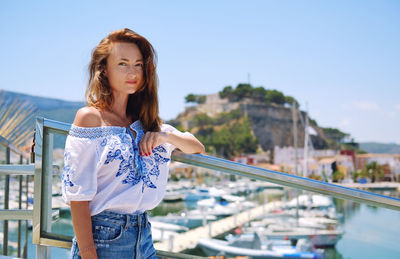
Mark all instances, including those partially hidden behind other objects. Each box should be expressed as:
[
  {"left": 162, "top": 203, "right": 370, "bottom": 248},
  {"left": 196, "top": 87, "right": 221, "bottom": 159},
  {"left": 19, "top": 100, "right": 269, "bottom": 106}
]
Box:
[
  {"left": 291, "top": 102, "right": 298, "bottom": 176},
  {"left": 291, "top": 101, "right": 299, "bottom": 225},
  {"left": 303, "top": 103, "right": 309, "bottom": 178}
]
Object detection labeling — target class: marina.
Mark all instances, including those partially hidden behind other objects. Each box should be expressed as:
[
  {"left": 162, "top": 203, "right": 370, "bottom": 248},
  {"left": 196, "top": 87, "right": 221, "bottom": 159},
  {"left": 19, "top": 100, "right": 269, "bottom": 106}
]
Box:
[
  {"left": 1, "top": 175, "right": 400, "bottom": 258},
  {"left": 1, "top": 118, "right": 400, "bottom": 259},
  {"left": 154, "top": 200, "right": 283, "bottom": 252}
]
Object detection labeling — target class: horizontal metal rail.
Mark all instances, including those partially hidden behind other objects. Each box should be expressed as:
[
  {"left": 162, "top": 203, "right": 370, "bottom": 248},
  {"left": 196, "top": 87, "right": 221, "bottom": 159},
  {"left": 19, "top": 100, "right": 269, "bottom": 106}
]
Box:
[
  {"left": 0, "top": 135, "right": 28, "bottom": 157},
  {"left": 0, "top": 210, "right": 33, "bottom": 220},
  {"left": 43, "top": 118, "right": 71, "bottom": 134},
  {"left": 0, "top": 165, "right": 35, "bottom": 176},
  {"left": 171, "top": 151, "right": 400, "bottom": 211}
]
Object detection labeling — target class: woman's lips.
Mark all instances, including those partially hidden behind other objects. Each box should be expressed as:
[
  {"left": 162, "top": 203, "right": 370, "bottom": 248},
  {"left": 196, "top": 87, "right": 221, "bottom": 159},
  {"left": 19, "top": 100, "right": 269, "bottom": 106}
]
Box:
[{"left": 126, "top": 80, "right": 137, "bottom": 84}]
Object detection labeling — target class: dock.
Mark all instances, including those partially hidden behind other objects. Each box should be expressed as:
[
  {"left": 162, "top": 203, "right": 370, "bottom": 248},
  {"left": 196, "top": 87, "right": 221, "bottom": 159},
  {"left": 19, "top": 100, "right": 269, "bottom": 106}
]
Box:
[
  {"left": 154, "top": 201, "right": 283, "bottom": 252},
  {"left": 339, "top": 182, "right": 400, "bottom": 191}
]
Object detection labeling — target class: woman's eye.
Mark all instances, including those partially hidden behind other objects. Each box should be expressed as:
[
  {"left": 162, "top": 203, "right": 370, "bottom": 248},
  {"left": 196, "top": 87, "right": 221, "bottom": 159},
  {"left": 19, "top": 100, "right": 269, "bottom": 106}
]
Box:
[
  {"left": 136, "top": 63, "right": 143, "bottom": 68},
  {"left": 118, "top": 62, "right": 127, "bottom": 66}
]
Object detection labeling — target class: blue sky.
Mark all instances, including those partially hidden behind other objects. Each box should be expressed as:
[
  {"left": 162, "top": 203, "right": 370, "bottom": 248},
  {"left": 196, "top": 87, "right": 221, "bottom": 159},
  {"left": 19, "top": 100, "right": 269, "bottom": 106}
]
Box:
[{"left": 1, "top": 0, "right": 399, "bottom": 144}]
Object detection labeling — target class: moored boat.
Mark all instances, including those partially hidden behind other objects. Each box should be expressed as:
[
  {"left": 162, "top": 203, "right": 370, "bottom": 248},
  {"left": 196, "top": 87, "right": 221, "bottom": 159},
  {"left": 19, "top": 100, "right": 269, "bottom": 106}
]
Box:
[{"left": 197, "top": 233, "right": 324, "bottom": 259}]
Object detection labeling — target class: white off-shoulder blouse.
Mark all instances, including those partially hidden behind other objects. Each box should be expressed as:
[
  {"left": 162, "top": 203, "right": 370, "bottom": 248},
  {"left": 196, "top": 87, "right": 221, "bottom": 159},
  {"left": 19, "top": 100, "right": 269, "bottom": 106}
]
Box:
[{"left": 61, "top": 121, "right": 191, "bottom": 216}]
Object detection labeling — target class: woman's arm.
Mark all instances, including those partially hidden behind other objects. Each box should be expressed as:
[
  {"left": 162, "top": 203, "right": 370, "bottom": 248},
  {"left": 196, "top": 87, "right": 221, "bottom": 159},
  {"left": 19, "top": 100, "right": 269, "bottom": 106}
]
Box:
[
  {"left": 139, "top": 131, "right": 205, "bottom": 156},
  {"left": 165, "top": 131, "right": 205, "bottom": 154},
  {"left": 71, "top": 201, "right": 98, "bottom": 259},
  {"left": 67, "top": 108, "right": 100, "bottom": 258}
]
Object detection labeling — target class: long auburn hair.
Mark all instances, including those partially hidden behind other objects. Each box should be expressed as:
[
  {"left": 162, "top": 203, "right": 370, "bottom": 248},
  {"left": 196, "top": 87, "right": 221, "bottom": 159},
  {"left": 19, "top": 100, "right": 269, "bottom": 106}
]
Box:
[{"left": 86, "top": 28, "right": 161, "bottom": 132}]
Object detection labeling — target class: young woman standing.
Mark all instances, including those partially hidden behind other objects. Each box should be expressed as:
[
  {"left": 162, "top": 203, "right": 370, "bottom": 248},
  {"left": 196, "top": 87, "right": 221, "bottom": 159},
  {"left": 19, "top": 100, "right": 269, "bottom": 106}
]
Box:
[{"left": 62, "top": 28, "right": 205, "bottom": 259}]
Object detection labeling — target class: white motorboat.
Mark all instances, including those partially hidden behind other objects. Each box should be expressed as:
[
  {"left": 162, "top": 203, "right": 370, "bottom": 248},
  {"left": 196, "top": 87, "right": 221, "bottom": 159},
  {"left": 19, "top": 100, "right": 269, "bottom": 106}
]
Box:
[
  {"left": 163, "top": 189, "right": 185, "bottom": 202},
  {"left": 184, "top": 186, "right": 228, "bottom": 202},
  {"left": 244, "top": 225, "right": 344, "bottom": 248},
  {"left": 198, "top": 233, "right": 324, "bottom": 258}
]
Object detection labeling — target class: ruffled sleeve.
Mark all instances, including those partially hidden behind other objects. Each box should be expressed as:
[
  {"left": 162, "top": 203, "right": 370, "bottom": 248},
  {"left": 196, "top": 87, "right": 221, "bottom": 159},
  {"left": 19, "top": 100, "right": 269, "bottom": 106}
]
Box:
[
  {"left": 160, "top": 124, "right": 194, "bottom": 154},
  {"left": 62, "top": 131, "right": 99, "bottom": 204}
]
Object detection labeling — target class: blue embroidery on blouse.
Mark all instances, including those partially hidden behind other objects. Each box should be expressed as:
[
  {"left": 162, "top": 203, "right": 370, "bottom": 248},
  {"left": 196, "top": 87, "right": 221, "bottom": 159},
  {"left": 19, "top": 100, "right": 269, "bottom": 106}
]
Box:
[
  {"left": 68, "top": 121, "right": 143, "bottom": 139},
  {"left": 154, "top": 145, "right": 167, "bottom": 153},
  {"left": 117, "top": 155, "right": 135, "bottom": 177},
  {"left": 105, "top": 149, "right": 124, "bottom": 164},
  {"left": 122, "top": 146, "right": 170, "bottom": 192},
  {"left": 69, "top": 126, "right": 125, "bottom": 139},
  {"left": 71, "top": 121, "right": 170, "bottom": 192},
  {"left": 101, "top": 134, "right": 133, "bottom": 154},
  {"left": 105, "top": 149, "right": 136, "bottom": 177},
  {"left": 62, "top": 151, "right": 75, "bottom": 187}
]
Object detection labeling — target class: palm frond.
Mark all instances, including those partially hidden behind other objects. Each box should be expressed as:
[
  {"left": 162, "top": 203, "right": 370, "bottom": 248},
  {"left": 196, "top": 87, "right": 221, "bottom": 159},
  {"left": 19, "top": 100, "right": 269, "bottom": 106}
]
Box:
[{"left": 0, "top": 90, "right": 37, "bottom": 154}]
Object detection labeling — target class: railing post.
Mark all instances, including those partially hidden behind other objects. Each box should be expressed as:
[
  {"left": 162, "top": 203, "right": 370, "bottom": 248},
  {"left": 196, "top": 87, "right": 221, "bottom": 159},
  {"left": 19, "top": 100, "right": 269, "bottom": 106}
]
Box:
[
  {"left": 33, "top": 117, "right": 51, "bottom": 259},
  {"left": 23, "top": 173, "right": 29, "bottom": 259},
  {"left": 43, "top": 130, "right": 54, "bottom": 234},
  {"left": 168, "top": 235, "right": 174, "bottom": 252},
  {"left": 2, "top": 147, "right": 10, "bottom": 256},
  {"left": 17, "top": 154, "right": 23, "bottom": 257},
  {"left": 39, "top": 127, "right": 54, "bottom": 259}
]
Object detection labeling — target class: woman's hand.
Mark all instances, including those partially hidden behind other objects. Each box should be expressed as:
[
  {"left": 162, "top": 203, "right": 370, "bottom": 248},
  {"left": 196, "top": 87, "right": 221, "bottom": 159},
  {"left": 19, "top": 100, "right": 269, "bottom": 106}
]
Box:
[{"left": 139, "top": 131, "right": 169, "bottom": 156}]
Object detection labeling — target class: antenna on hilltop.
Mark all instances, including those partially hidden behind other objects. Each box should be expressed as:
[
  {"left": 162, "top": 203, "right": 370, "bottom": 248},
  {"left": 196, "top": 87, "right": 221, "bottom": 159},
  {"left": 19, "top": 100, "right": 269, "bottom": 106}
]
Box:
[{"left": 247, "top": 73, "right": 251, "bottom": 85}]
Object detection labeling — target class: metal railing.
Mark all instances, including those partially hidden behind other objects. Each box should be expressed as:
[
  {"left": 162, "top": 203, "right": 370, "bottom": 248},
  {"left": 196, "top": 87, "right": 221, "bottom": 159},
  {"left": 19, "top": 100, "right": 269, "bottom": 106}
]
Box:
[
  {"left": 0, "top": 135, "right": 32, "bottom": 258},
  {"left": 2, "top": 116, "right": 400, "bottom": 258},
  {"left": 32, "top": 117, "right": 205, "bottom": 259},
  {"left": 171, "top": 152, "right": 400, "bottom": 211}
]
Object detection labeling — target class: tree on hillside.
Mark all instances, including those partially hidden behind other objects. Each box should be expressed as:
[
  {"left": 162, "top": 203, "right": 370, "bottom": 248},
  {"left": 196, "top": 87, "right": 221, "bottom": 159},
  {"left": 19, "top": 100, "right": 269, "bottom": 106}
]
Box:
[
  {"left": 185, "top": 94, "right": 197, "bottom": 103},
  {"left": 218, "top": 84, "right": 298, "bottom": 106},
  {"left": 194, "top": 113, "right": 213, "bottom": 128},
  {"left": 219, "top": 86, "right": 233, "bottom": 99},
  {"left": 235, "top": 83, "right": 253, "bottom": 100},
  {"left": 322, "top": 128, "right": 349, "bottom": 143},
  {"left": 192, "top": 110, "right": 258, "bottom": 158},
  {"left": 212, "top": 118, "right": 258, "bottom": 158},
  {"left": 252, "top": 87, "right": 266, "bottom": 102},
  {"left": 214, "top": 109, "right": 243, "bottom": 124},
  {"left": 185, "top": 94, "right": 206, "bottom": 104},
  {"left": 284, "top": 96, "right": 299, "bottom": 107},
  {"left": 265, "top": 89, "right": 285, "bottom": 105}
]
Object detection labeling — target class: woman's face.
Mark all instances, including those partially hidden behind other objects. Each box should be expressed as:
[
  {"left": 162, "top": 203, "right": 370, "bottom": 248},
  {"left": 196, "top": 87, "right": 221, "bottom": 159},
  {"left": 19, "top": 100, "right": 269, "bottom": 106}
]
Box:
[{"left": 105, "top": 42, "right": 144, "bottom": 96}]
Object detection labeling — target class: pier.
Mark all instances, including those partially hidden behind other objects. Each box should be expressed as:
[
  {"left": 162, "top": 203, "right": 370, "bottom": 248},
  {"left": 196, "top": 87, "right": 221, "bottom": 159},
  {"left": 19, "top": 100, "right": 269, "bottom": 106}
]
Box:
[
  {"left": 338, "top": 182, "right": 400, "bottom": 191},
  {"left": 154, "top": 201, "right": 283, "bottom": 252}
]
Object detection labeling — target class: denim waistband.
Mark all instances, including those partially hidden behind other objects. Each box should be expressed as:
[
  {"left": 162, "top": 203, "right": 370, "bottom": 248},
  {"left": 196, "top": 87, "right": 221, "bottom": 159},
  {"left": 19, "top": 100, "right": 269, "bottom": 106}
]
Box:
[{"left": 91, "top": 210, "right": 149, "bottom": 229}]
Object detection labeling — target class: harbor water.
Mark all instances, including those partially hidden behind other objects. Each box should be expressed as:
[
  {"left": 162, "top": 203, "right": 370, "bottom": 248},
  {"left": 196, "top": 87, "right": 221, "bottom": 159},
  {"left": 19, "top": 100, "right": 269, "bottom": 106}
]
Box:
[{"left": 3, "top": 188, "right": 400, "bottom": 259}]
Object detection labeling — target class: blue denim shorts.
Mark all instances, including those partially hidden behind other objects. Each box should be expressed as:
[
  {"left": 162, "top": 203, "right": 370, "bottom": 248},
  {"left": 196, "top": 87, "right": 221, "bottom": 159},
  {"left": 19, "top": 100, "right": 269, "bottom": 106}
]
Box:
[{"left": 69, "top": 210, "right": 157, "bottom": 259}]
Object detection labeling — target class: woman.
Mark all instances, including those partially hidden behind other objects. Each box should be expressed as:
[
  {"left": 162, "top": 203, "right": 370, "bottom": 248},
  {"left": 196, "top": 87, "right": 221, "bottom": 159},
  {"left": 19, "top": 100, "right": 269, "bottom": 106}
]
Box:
[{"left": 62, "top": 28, "right": 205, "bottom": 259}]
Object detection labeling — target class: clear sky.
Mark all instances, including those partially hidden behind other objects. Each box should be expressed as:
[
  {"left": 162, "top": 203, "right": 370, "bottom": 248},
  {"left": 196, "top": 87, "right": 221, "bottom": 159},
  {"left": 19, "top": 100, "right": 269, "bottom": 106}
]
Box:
[{"left": 1, "top": 0, "right": 399, "bottom": 144}]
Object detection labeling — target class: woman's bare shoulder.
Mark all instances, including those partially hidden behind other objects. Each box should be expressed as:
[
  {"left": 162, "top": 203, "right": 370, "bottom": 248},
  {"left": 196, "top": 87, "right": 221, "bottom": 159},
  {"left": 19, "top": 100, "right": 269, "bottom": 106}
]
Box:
[{"left": 73, "top": 106, "right": 102, "bottom": 127}]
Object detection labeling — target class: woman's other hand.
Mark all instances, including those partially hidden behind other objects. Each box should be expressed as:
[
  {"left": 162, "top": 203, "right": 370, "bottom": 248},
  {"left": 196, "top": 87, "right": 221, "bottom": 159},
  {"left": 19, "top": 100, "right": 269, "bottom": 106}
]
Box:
[{"left": 139, "top": 131, "right": 169, "bottom": 156}]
